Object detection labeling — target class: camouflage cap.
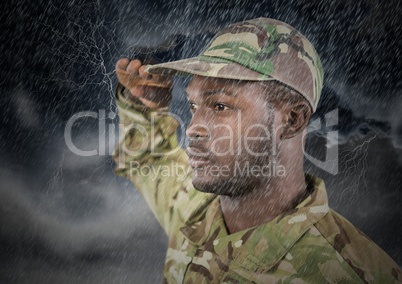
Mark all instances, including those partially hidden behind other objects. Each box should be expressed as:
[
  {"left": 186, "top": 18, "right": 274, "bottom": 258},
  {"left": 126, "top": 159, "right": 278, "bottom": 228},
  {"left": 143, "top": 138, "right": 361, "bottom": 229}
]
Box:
[{"left": 146, "top": 18, "right": 324, "bottom": 111}]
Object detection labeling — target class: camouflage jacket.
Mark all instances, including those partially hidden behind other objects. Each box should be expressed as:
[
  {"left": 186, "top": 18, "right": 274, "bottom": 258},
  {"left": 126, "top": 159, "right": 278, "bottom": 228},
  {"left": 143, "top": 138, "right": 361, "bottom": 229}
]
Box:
[{"left": 113, "top": 85, "right": 401, "bottom": 283}]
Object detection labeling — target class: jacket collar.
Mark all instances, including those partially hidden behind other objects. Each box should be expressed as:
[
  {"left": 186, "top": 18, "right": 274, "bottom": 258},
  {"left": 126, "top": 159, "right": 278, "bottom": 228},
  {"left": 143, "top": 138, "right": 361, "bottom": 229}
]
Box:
[{"left": 181, "top": 174, "right": 329, "bottom": 270}]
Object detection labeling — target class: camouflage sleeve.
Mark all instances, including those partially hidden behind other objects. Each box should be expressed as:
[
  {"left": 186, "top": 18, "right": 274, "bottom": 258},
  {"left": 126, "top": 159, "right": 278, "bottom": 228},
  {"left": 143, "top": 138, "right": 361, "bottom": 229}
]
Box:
[
  {"left": 315, "top": 210, "right": 402, "bottom": 283},
  {"left": 112, "top": 83, "right": 191, "bottom": 235}
]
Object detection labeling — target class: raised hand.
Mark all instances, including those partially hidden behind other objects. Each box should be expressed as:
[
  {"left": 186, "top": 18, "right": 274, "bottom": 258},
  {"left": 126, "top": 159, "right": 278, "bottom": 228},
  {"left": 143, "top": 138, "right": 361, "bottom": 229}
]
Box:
[{"left": 116, "top": 58, "right": 173, "bottom": 108}]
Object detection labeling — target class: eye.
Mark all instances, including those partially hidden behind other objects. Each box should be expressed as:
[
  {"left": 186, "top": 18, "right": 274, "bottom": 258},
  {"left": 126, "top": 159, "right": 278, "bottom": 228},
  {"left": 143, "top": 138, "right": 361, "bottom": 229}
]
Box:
[
  {"left": 188, "top": 101, "right": 197, "bottom": 112},
  {"left": 214, "top": 103, "right": 230, "bottom": 112}
]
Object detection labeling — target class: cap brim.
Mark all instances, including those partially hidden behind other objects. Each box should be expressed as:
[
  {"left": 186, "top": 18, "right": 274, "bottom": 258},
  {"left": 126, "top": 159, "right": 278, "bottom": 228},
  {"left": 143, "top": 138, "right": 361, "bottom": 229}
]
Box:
[{"left": 146, "top": 56, "right": 275, "bottom": 81}]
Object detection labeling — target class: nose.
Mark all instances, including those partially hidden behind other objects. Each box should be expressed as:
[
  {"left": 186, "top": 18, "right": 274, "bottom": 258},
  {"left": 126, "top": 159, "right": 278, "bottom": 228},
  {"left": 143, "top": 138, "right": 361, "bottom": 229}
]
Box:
[{"left": 186, "top": 110, "right": 210, "bottom": 140}]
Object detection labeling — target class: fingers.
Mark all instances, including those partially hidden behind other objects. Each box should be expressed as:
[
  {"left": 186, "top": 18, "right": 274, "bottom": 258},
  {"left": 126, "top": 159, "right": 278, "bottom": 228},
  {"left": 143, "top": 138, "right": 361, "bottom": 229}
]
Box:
[
  {"left": 116, "top": 58, "right": 129, "bottom": 71},
  {"left": 132, "top": 86, "right": 172, "bottom": 109},
  {"left": 116, "top": 58, "right": 143, "bottom": 75},
  {"left": 115, "top": 58, "right": 173, "bottom": 109},
  {"left": 138, "top": 65, "right": 152, "bottom": 80},
  {"left": 116, "top": 58, "right": 152, "bottom": 81},
  {"left": 130, "top": 86, "right": 143, "bottom": 97},
  {"left": 127, "top": 60, "right": 142, "bottom": 74}
]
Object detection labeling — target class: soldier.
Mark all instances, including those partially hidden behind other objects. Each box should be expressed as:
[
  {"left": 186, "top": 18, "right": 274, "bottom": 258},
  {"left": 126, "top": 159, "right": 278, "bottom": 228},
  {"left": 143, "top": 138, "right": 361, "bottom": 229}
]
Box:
[{"left": 114, "top": 18, "right": 401, "bottom": 283}]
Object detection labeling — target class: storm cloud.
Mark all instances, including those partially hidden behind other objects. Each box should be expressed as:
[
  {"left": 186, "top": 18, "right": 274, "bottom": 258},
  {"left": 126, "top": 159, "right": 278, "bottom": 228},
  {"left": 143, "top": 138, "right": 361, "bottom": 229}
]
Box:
[{"left": 0, "top": 0, "right": 400, "bottom": 282}]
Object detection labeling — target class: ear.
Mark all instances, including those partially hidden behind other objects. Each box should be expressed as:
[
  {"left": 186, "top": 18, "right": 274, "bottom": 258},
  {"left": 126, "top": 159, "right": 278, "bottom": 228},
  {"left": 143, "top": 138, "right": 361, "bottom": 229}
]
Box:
[{"left": 280, "top": 101, "right": 311, "bottom": 139}]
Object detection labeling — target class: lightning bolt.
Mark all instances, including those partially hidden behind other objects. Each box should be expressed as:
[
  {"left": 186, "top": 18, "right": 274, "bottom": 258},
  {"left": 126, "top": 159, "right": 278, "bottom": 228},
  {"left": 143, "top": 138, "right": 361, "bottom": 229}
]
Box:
[
  {"left": 338, "top": 133, "right": 378, "bottom": 205},
  {"left": 25, "top": 1, "right": 120, "bottom": 111}
]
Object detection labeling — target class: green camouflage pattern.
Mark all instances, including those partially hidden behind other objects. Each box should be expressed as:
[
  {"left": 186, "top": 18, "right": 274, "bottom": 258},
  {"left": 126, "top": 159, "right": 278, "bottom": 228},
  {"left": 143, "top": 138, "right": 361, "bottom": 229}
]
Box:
[
  {"left": 146, "top": 18, "right": 324, "bottom": 112},
  {"left": 113, "top": 85, "right": 401, "bottom": 283}
]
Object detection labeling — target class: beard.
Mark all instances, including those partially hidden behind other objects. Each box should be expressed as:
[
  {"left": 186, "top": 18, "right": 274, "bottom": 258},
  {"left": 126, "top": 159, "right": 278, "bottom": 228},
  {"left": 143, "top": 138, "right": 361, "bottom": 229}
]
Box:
[{"left": 190, "top": 122, "right": 279, "bottom": 197}]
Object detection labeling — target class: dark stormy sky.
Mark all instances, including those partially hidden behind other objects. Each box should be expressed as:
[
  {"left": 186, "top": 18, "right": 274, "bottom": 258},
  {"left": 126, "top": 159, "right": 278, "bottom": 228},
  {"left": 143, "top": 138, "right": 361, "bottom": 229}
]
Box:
[{"left": 0, "top": 0, "right": 401, "bottom": 283}]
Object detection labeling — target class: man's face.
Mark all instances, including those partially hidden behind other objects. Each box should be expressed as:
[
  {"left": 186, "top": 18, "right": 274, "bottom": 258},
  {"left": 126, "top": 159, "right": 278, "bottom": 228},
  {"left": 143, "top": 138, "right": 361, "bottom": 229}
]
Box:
[{"left": 185, "top": 76, "right": 283, "bottom": 197}]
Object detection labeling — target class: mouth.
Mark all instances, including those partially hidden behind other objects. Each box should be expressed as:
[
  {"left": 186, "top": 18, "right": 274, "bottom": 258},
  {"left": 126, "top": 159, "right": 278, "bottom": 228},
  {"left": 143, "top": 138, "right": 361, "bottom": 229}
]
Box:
[
  {"left": 186, "top": 147, "right": 210, "bottom": 169},
  {"left": 188, "top": 156, "right": 210, "bottom": 169}
]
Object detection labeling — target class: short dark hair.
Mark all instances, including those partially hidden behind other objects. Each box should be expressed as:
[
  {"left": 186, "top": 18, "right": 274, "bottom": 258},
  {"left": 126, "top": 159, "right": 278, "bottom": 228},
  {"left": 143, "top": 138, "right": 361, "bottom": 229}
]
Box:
[{"left": 260, "top": 80, "right": 310, "bottom": 110}]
